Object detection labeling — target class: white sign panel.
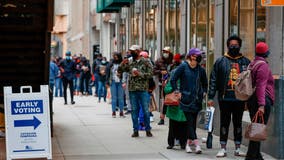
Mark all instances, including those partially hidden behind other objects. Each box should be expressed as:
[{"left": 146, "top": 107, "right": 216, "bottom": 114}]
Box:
[{"left": 4, "top": 85, "right": 52, "bottom": 160}]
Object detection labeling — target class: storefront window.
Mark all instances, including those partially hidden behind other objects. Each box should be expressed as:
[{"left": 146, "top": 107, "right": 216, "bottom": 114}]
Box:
[
  {"left": 145, "top": 1, "right": 158, "bottom": 58},
  {"left": 164, "top": 0, "right": 181, "bottom": 53},
  {"left": 208, "top": 0, "right": 215, "bottom": 72},
  {"left": 190, "top": 0, "right": 196, "bottom": 47},
  {"left": 256, "top": 0, "right": 266, "bottom": 42},
  {"left": 196, "top": 0, "right": 207, "bottom": 51},
  {"left": 130, "top": 5, "right": 140, "bottom": 45},
  {"left": 229, "top": 0, "right": 239, "bottom": 35}
]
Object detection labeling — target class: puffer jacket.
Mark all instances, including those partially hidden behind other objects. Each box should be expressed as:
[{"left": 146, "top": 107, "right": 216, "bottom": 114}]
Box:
[{"left": 208, "top": 53, "right": 250, "bottom": 101}]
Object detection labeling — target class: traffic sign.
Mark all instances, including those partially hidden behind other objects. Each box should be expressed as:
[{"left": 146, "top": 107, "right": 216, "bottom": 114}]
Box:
[
  {"left": 4, "top": 85, "right": 52, "bottom": 160},
  {"left": 261, "top": 0, "right": 284, "bottom": 6}
]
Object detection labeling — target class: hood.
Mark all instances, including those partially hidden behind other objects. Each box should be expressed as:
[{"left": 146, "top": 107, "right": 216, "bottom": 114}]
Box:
[{"left": 224, "top": 52, "right": 243, "bottom": 60}]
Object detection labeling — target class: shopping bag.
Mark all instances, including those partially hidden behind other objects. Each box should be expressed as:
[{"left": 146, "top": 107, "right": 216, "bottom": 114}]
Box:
[
  {"left": 245, "top": 111, "right": 267, "bottom": 141},
  {"left": 204, "top": 107, "right": 215, "bottom": 132},
  {"left": 164, "top": 92, "right": 181, "bottom": 106}
]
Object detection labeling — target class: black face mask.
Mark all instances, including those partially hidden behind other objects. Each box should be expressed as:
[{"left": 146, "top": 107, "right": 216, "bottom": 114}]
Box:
[
  {"left": 229, "top": 46, "right": 240, "bottom": 57},
  {"left": 131, "top": 52, "right": 138, "bottom": 60},
  {"left": 196, "top": 56, "right": 202, "bottom": 63}
]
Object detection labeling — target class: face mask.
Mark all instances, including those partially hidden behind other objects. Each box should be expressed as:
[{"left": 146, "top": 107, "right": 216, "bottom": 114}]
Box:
[
  {"left": 196, "top": 56, "right": 202, "bottom": 63},
  {"left": 66, "top": 56, "right": 71, "bottom": 60},
  {"left": 131, "top": 52, "right": 138, "bottom": 60},
  {"left": 102, "top": 60, "right": 106, "bottom": 64},
  {"left": 229, "top": 46, "right": 240, "bottom": 57},
  {"left": 163, "top": 53, "right": 169, "bottom": 59}
]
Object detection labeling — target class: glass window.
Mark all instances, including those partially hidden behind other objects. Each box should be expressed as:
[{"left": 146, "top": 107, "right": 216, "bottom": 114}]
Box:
[
  {"left": 208, "top": 0, "right": 215, "bottom": 72},
  {"left": 190, "top": 0, "right": 196, "bottom": 47},
  {"left": 229, "top": 0, "right": 239, "bottom": 35},
  {"left": 240, "top": 0, "right": 254, "bottom": 59},
  {"left": 164, "top": 0, "right": 181, "bottom": 53},
  {"left": 256, "top": 0, "right": 266, "bottom": 43},
  {"left": 145, "top": 1, "right": 158, "bottom": 58},
  {"left": 196, "top": 0, "right": 207, "bottom": 51},
  {"left": 130, "top": 5, "right": 140, "bottom": 45}
]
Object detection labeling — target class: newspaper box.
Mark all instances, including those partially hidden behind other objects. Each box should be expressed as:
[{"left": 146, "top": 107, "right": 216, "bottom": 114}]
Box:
[{"left": 4, "top": 85, "right": 52, "bottom": 160}]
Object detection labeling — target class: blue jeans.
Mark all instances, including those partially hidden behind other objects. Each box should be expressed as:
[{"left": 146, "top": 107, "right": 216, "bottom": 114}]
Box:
[
  {"left": 73, "top": 76, "right": 80, "bottom": 91},
  {"left": 98, "top": 81, "right": 107, "bottom": 101},
  {"left": 129, "top": 91, "right": 151, "bottom": 131},
  {"left": 55, "top": 78, "right": 63, "bottom": 97},
  {"left": 94, "top": 73, "right": 99, "bottom": 95},
  {"left": 111, "top": 81, "right": 124, "bottom": 112}
]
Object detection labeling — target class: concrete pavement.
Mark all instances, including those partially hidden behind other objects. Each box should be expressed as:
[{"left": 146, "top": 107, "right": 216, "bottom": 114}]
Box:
[{"left": 0, "top": 95, "right": 276, "bottom": 160}]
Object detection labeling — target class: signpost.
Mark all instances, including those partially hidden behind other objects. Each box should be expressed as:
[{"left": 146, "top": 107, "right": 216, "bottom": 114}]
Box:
[
  {"left": 4, "top": 85, "right": 52, "bottom": 160},
  {"left": 261, "top": 0, "right": 284, "bottom": 6}
]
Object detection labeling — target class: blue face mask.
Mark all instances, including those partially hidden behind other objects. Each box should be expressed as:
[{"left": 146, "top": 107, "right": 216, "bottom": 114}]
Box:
[{"left": 66, "top": 56, "right": 71, "bottom": 60}]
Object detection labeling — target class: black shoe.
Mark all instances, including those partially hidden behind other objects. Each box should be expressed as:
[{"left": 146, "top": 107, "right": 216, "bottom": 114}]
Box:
[
  {"left": 167, "top": 146, "right": 174, "bottom": 149},
  {"left": 181, "top": 145, "right": 186, "bottom": 150},
  {"left": 131, "top": 131, "right": 139, "bottom": 137},
  {"left": 125, "top": 110, "right": 131, "bottom": 115},
  {"left": 157, "top": 119, "right": 164, "bottom": 125},
  {"left": 64, "top": 102, "right": 67, "bottom": 105},
  {"left": 146, "top": 131, "right": 153, "bottom": 137},
  {"left": 71, "top": 101, "right": 75, "bottom": 105}
]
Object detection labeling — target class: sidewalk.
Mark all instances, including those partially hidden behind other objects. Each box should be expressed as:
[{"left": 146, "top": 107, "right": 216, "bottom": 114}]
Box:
[{"left": 0, "top": 95, "right": 276, "bottom": 160}]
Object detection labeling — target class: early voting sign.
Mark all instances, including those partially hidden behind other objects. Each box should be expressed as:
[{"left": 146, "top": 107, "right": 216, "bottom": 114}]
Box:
[{"left": 4, "top": 85, "right": 52, "bottom": 160}]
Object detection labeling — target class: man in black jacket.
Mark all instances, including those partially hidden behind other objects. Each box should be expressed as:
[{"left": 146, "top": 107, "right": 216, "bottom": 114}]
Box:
[{"left": 207, "top": 36, "right": 250, "bottom": 158}]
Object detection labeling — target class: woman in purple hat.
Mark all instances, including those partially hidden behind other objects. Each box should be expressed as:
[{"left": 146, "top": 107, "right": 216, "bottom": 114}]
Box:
[{"left": 170, "top": 48, "right": 208, "bottom": 154}]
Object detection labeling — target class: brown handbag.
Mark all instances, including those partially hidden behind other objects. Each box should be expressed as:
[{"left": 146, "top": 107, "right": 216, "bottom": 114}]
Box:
[
  {"left": 164, "top": 92, "right": 181, "bottom": 106},
  {"left": 245, "top": 111, "right": 267, "bottom": 141}
]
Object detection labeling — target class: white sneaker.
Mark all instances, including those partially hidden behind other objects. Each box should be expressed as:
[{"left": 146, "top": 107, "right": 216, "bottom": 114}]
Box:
[
  {"left": 235, "top": 148, "right": 246, "bottom": 157},
  {"left": 186, "top": 145, "right": 192, "bottom": 153},
  {"left": 195, "top": 145, "right": 202, "bottom": 154},
  {"left": 150, "top": 116, "right": 154, "bottom": 122},
  {"left": 216, "top": 148, "right": 227, "bottom": 157}
]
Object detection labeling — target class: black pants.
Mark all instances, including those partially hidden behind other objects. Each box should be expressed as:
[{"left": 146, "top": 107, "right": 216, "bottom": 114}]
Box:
[
  {"left": 168, "top": 119, "right": 187, "bottom": 147},
  {"left": 183, "top": 111, "right": 198, "bottom": 140},
  {"left": 245, "top": 95, "right": 272, "bottom": 160},
  {"left": 219, "top": 101, "right": 245, "bottom": 145},
  {"left": 63, "top": 77, "right": 74, "bottom": 103},
  {"left": 80, "top": 74, "right": 90, "bottom": 93}
]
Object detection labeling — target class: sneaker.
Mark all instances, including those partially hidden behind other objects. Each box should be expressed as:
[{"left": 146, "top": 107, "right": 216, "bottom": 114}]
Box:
[
  {"left": 234, "top": 148, "right": 246, "bottom": 157},
  {"left": 112, "top": 112, "right": 116, "bottom": 118},
  {"left": 125, "top": 110, "right": 131, "bottom": 115},
  {"left": 150, "top": 116, "right": 154, "bottom": 122},
  {"left": 186, "top": 145, "right": 192, "bottom": 153},
  {"left": 157, "top": 119, "right": 164, "bottom": 125},
  {"left": 120, "top": 112, "right": 125, "bottom": 118},
  {"left": 146, "top": 131, "right": 153, "bottom": 137},
  {"left": 0, "top": 131, "right": 5, "bottom": 138},
  {"left": 195, "top": 145, "right": 202, "bottom": 154},
  {"left": 71, "top": 101, "right": 75, "bottom": 105},
  {"left": 131, "top": 131, "right": 139, "bottom": 137},
  {"left": 216, "top": 148, "right": 227, "bottom": 157},
  {"left": 167, "top": 145, "right": 174, "bottom": 149}
]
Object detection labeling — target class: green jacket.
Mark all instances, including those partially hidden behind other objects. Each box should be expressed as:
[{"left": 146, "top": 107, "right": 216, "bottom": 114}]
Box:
[
  {"left": 164, "top": 75, "right": 187, "bottom": 122},
  {"left": 118, "top": 57, "right": 153, "bottom": 91}
]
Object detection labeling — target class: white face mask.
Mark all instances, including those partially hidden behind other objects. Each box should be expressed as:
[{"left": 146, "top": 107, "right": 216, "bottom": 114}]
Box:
[{"left": 163, "top": 53, "right": 169, "bottom": 59}]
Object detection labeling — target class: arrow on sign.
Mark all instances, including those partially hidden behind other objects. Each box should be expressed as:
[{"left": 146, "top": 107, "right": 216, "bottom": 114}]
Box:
[{"left": 14, "top": 116, "right": 41, "bottom": 130}]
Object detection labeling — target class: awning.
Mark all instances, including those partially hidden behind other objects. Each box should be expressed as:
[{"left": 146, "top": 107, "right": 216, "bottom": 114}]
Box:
[
  {"left": 96, "top": 0, "right": 120, "bottom": 13},
  {"left": 105, "top": 0, "right": 134, "bottom": 7}
]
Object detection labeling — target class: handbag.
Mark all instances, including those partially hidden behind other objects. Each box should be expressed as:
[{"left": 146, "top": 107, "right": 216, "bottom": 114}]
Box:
[
  {"left": 245, "top": 111, "right": 267, "bottom": 141},
  {"left": 164, "top": 92, "right": 181, "bottom": 106}
]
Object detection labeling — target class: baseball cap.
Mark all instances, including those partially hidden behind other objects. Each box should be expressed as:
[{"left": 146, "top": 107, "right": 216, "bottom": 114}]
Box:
[
  {"left": 140, "top": 51, "right": 149, "bottom": 58},
  {"left": 129, "top": 45, "right": 142, "bottom": 51},
  {"left": 256, "top": 42, "right": 270, "bottom": 57},
  {"left": 66, "top": 51, "right": 71, "bottom": 55},
  {"left": 162, "top": 46, "right": 171, "bottom": 53},
  {"left": 187, "top": 48, "right": 203, "bottom": 56}
]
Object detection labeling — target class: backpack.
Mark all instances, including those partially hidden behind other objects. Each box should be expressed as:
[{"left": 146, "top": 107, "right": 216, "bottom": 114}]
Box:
[{"left": 234, "top": 61, "right": 265, "bottom": 101}]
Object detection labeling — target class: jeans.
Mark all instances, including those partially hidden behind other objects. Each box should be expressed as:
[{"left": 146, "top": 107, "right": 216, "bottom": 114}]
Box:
[
  {"left": 55, "top": 78, "right": 63, "bottom": 97},
  {"left": 73, "top": 76, "right": 80, "bottom": 91},
  {"left": 110, "top": 81, "right": 124, "bottom": 112},
  {"left": 94, "top": 73, "right": 99, "bottom": 96},
  {"left": 219, "top": 101, "right": 245, "bottom": 145},
  {"left": 98, "top": 81, "right": 106, "bottom": 101},
  {"left": 129, "top": 91, "right": 151, "bottom": 131},
  {"left": 80, "top": 74, "right": 90, "bottom": 94},
  {"left": 245, "top": 95, "right": 272, "bottom": 160}
]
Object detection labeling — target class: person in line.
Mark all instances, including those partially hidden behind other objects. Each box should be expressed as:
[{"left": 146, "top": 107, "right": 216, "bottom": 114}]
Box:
[
  {"left": 80, "top": 57, "right": 91, "bottom": 95},
  {"left": 97, "top": 57, "right": 108, "bottom": 103},
  {"left": 154, "top": 46, "right": 173, "bottom": 125},
  {"left": 54, "top": 57, "right": 63, "bottom": 97},
  {"left": 207, "top": 36, "right": 250, "bottom": 157},
  {"left": 245, "top": 42, "right": 274, "bottom": 160},
  {"left": 171, "top": 48, "right": 208, "bottom": 154},
  {"left": 106, "top": 52, "right": 125, "bottom": 118},
  {"left": 118, "top": 45, "right": 153, "bottom": 137},
  {"left": 60, "top": 51, "right": 77, "bottom": 105},
  {"left": 49, "top": 57, "right": 59, "bottom": 94},
  {"left": 164, "top": 53, "right": 187, "bottom": 150}
]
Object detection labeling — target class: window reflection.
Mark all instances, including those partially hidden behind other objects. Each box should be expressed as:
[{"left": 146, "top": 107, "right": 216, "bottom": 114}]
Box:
[
  {"left": 230, "top": 0, "right": 238, "bottom": 35},
  {"left": 145, "top": 1, "right": 157, "bottom": 58},
  {"left": 256, "top": 0, "right": 266, "bottom": 42}
]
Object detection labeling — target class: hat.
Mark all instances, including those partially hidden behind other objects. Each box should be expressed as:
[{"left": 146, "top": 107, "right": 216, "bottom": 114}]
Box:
[
  {"left": 162, "top": 46, "right": 171, "bottom": 53},
  {"left": 129, "top": 45, "right": 142, "bottom": 51},
  {"left": 173, "top": 53, "right": 181, "bottom": 61},
  {"left": 66, "top": 51, "right": 71, "bottom": 55},
  {"left": 140, "top": 51, "right": 149, "bottom": 58},
  {"left": 187, "top": 48, "right": 203, "bottom": 56},
  {"left": 256, "top": 42, "right": 270, "bottom": 57}
]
